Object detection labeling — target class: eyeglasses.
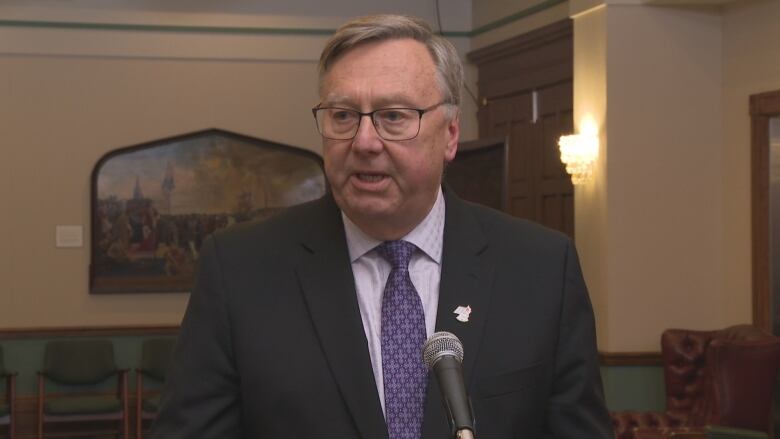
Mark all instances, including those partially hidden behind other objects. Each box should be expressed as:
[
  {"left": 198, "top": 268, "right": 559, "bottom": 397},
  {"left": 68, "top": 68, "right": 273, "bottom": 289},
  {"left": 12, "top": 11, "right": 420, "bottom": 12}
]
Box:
[{"left": 311, "top": 102, "right": 447, "bottom": 141}]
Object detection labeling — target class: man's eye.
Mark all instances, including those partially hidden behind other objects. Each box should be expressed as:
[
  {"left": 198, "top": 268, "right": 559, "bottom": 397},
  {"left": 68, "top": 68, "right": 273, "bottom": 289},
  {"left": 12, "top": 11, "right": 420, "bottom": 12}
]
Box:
[
  {"left": 379, "top": 110, "right": 409, "bottom": 123},
  {"left": 331, "top": 110, "right": 355, "bottom": 122}
]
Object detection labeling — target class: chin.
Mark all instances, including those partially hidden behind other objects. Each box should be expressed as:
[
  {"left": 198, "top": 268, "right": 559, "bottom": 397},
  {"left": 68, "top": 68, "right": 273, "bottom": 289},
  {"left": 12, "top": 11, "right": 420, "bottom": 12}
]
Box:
[
  {"left": 345, "top": 201, "right": 396, "bottom": 220},
  {"left": 334, "top": 188, "right": 393, "bottom": 214}
]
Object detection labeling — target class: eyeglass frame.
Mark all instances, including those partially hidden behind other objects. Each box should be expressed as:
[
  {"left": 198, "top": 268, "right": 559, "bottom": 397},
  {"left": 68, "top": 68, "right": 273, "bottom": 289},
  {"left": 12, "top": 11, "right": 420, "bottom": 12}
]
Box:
[{"left": 311, "top": 101, "right": 449, "bottom": 141}]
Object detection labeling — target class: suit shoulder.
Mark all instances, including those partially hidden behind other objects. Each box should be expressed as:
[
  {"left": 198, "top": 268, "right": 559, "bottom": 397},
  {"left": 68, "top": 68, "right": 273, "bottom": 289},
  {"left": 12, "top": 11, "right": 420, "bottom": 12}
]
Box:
[{"left": 208, "top": 196, "right": 329, "bottom": 253}]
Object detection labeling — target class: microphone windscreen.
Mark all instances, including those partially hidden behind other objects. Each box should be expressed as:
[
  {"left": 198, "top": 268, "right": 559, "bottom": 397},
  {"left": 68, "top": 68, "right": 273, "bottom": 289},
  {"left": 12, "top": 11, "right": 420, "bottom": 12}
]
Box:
[{"left": 422, "top": 331, "right": 464, "bottom": 369}]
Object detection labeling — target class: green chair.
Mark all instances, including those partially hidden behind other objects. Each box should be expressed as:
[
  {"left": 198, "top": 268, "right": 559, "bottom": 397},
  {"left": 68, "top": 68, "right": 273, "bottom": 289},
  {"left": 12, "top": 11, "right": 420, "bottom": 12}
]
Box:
[
  {"left": 0, "top": 346, "right": 16, "bottom": 439},
  {"left": 135, "top": 338, "right": 175, "bottom": 439},
  {"left": 37, "top": 340, "right": 128, "bottom": 439}
]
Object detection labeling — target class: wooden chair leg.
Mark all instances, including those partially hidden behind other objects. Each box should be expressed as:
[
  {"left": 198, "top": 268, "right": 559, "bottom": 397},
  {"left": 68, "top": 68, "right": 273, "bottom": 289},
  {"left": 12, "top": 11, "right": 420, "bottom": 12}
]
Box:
[
  {"left": 122, "top": 371, "right": 129, "bottom": 439},
  {"left": 136, "top": 373, "right": 143, "bottom": 439},
  {"left": 36, "top": 374, "right": 44, "bottom": 439},
  {"left": 8, "top": 374, "right": 16, "bottom": 439}
]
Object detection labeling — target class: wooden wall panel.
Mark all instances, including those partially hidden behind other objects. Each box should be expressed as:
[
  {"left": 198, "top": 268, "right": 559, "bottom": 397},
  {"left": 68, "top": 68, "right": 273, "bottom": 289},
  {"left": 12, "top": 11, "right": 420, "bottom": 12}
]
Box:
[
  {"left": 470, "top": 20, "right": 574, "bottom": 238},
  {"left": 511, "top": 195, "right": 533, "bottom": 219}
]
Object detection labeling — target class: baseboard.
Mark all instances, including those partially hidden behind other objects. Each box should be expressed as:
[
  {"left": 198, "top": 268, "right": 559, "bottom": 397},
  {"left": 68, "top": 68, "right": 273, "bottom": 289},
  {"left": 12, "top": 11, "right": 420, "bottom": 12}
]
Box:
[
  {"left": 599, "top": 351, "right": 662, "bottom": 366},
  {"left": 0, "top": 325, "right": 179, "bottom": 340}
]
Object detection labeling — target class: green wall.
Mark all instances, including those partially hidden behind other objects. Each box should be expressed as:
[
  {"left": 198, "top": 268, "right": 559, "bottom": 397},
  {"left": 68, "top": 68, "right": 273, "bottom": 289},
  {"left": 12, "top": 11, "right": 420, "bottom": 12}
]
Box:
[
  {"left": 601, "top": 365, "right": 665, "bottom": 411},
  {"left": 2, "top": 337, "right": 666, "bottom": 411}
]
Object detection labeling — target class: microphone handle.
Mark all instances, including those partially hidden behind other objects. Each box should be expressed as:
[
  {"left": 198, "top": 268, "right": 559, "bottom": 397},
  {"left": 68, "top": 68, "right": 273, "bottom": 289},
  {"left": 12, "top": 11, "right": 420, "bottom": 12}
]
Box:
[{"left": 434, "top": 356, "right": 475, "bottom": 437}]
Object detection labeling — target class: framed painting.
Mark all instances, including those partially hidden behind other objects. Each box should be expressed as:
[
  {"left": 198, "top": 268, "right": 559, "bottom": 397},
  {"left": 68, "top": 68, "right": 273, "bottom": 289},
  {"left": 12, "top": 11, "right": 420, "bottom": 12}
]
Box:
[{"left": 90, "top": 129, "right": 327, "bottom": 294}]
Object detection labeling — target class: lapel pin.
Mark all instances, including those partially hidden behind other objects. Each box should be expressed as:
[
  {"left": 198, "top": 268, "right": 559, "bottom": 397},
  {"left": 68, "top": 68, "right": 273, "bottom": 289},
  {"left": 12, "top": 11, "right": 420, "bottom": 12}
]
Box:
[{"left": 453, "top": 305, "right": 472, "bottom": 323}]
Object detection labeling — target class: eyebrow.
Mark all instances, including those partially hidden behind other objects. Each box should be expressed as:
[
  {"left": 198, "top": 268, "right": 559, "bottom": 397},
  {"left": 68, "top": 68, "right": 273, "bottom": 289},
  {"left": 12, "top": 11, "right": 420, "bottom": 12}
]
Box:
[
  {"left": 321, "top": 93, "right": 421, "bottom": 109},
  {"left": 321, "top": 94, "right": 352, "bottom": 106}
]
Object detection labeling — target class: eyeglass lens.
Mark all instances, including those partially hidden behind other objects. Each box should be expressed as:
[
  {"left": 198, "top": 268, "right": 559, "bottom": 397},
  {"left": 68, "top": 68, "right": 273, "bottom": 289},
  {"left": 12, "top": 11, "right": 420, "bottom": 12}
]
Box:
[{"left": 315, "top": 108, "right": 421, "bottom": 141}]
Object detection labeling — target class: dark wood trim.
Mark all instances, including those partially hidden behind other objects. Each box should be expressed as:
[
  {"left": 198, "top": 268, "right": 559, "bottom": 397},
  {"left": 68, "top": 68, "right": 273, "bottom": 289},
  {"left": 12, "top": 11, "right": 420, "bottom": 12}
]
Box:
[
  {"left": 750, "top": 90, "right": 780, "bottom": 333},
  {"left": 751, "top": 90, "right": 780, "bottom": 116},
  {"left": 0, "top": 325, "right": 179, "bottom": 339},
  {"left": 752, "top": 112, "right": 770, "bottom": 332},
  {"left": 599, "top": 351, "right": 663, "bottom": 366},
  {"left": 468, "top": 19, "right": 572, "bottom": 65},
  {"left": 468, "top": 19, "right": 573, "bottom": 101}
]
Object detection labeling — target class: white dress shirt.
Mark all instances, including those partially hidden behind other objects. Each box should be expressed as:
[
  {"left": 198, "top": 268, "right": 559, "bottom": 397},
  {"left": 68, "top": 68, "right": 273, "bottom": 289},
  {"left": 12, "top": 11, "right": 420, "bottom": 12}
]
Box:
[{"left": 342, "top": 188, "right": 445, "bottom": 415}]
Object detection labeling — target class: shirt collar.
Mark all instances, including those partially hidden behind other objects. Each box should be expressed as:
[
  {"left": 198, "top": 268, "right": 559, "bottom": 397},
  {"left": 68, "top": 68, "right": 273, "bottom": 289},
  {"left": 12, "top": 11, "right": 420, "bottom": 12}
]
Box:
[{"left": 342, "top": 187, "right": 445, "bottom": 264}]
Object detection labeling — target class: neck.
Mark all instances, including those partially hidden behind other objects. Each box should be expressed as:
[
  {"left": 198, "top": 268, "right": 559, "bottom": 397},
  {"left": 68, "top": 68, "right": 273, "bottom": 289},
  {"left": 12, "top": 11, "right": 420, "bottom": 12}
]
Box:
[
  {"left": 346, "top": 191, "right": 440, "bottom": 241},
  {"left": 348, "top": 213, "right": 424, "bottom": 241}
]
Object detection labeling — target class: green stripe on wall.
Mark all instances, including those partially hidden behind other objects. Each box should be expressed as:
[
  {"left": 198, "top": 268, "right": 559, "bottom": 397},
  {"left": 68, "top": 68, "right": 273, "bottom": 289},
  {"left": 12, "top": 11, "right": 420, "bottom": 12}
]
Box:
[
  {"left": 0, "top": 20, "right": 335, "bottom": 36},
  {"left": 2, "top": 336, "right": 666, "bottom": 412},
  {"left": 601, "top": 365, "right": 666, "bottom": 412},
  {"left": 0, "top": 1, "right": 565, "bottom": 39}
]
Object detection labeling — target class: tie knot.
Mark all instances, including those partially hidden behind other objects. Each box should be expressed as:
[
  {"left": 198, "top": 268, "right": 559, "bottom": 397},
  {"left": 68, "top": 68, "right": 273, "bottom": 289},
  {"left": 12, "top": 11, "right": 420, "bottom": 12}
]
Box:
[{"left": 377, "top": 240, "right": 416, "bottom": 269}]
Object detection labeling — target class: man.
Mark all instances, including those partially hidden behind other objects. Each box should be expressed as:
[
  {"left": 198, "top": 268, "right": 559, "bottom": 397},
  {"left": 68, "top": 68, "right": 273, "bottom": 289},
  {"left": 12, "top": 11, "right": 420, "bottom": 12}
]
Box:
[{"left": 152, "top": 14, "right": 612, "bottom": 439}]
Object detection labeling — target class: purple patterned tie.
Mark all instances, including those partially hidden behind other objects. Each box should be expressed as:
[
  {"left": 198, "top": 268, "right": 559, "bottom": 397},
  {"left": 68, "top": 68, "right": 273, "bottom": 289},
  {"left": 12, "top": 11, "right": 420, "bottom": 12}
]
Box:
[{"left": 378, "top": 240, "right": 428, "bottom": 439}]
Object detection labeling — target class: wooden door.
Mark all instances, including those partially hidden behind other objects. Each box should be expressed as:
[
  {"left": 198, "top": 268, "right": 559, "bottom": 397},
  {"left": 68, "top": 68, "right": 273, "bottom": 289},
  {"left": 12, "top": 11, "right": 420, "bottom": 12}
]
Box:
[{"left": 470, "top": 20, "right": 574, "bottom": 237}]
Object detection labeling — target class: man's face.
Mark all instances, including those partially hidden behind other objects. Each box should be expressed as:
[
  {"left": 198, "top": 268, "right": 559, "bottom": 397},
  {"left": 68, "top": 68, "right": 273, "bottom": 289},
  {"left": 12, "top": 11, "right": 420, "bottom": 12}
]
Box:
[{"left": 319, "top": 38, "right": 459, "bottom": 240}]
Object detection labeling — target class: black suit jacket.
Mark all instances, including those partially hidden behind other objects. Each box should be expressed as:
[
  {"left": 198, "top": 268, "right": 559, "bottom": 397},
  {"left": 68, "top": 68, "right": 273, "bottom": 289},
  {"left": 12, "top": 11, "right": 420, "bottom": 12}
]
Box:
[{"left": 151, "top": 189, "right": 612, "bottom": 438}]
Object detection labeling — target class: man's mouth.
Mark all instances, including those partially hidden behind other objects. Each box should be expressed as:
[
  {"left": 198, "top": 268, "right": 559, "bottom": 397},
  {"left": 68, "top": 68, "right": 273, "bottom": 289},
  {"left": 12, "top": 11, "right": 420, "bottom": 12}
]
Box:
[{"left": 355, "top": 173, "right": 387, "bottom": 182}]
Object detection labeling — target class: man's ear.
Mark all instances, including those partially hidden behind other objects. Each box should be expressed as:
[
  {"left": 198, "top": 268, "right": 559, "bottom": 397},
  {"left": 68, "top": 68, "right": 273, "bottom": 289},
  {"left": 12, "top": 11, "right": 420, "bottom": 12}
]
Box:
[{"left": 443, "top": 110, "right": 460, "bottom": 162}]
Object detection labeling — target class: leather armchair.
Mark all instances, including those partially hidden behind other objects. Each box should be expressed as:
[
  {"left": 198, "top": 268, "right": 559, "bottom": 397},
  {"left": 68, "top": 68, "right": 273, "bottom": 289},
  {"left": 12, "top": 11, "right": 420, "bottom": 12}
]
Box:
[{"left": 611, "top": 325, "right": 780, "bottom": 439}]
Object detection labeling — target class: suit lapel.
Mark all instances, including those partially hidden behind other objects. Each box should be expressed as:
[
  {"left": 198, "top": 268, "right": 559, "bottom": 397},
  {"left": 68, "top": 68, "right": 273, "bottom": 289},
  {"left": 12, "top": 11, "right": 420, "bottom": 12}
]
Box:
[
  {"left": 295, "top": 196, "right": 389, "bottom": 439},
  {"left": 422, "top": 190, "right": 494, "bottom": 438}
]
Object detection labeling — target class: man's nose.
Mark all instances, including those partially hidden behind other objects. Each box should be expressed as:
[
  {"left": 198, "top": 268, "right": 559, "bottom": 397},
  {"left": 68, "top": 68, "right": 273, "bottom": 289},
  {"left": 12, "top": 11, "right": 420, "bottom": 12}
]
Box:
[{"left": 351, "top": 114, "right": 383, "bottom": 152}]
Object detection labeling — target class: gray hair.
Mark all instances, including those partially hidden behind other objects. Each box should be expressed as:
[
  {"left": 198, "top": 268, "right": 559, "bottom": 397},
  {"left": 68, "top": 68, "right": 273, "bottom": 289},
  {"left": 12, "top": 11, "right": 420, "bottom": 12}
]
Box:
[{"left": 318, "top": 14, "right": 464, "bottom": 110}]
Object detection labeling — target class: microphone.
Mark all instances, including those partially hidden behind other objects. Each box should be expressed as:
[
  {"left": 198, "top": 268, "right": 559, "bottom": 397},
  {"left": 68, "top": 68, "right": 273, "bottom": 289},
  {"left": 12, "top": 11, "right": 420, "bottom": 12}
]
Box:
[{"left": 422, "top": 331, "right": 475, "bottom": 439}]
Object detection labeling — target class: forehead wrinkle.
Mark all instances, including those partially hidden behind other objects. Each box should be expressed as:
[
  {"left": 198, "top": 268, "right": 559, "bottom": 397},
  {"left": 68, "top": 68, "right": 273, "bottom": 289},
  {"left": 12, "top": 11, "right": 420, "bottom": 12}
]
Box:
[{"left": 320, "top": 39, "right": 442, "bottom": 109}]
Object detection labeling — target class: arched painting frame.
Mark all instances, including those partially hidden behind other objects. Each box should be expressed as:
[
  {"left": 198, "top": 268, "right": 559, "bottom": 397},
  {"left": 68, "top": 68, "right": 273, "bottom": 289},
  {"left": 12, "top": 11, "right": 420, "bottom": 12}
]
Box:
[{"left": 90, "top": 129, "right": 327, "bottom": 294}]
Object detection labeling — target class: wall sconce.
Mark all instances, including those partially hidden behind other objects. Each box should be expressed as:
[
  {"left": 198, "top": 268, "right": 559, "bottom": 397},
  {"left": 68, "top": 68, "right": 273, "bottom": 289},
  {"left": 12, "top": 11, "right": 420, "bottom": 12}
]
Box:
[{"left": 558, "top": 131, "right": 599, "bottom": 185}]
